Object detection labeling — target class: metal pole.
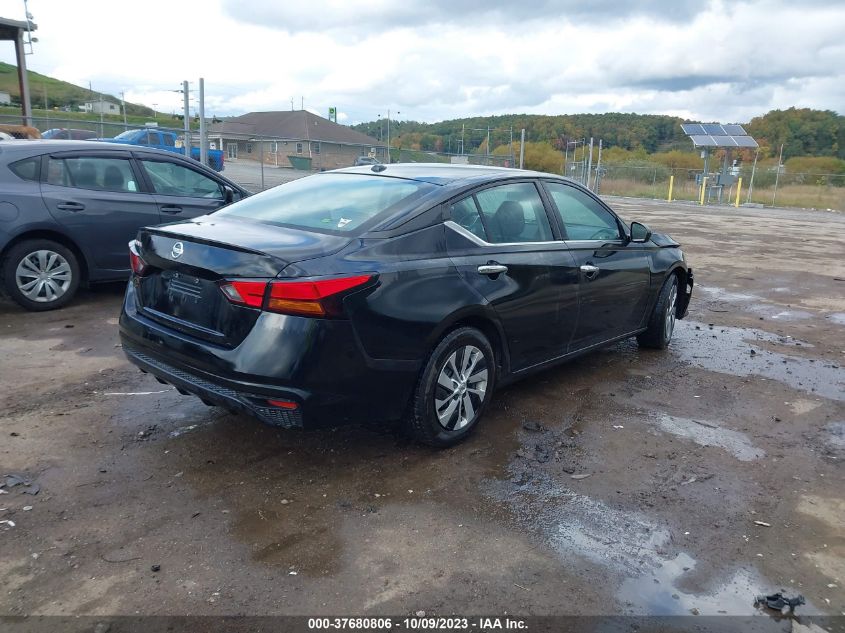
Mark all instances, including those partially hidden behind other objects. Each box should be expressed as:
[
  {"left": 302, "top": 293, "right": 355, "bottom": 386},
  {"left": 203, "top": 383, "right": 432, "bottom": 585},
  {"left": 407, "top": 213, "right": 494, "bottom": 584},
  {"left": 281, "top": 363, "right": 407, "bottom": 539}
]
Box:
[
  {"left": 99, "top": 92, "right": 104, "bottom": 138},
  {"left": 182, "top": 81, "right": 191, "bottom": 162},
  {"left": 15, "top": 30, "right": 32, "bottom": 126},
  {"left": 564, "top": 141, "right": 569, "bottom": 174},
  {"left": 199, "top": 78, "right": 208, "bottom": 167},
  {"left": 594, "top": 139, "right": 602, "bottom": 191},
  {"left": 120, "top": 91, "right": 127, "bottom": 130},
  {"left": 586, "top": 137, "right": 594, "bottom": 191},
  {"left": 735, "top": 177, "right": 743, "bottom": 208},
  {"left": 746, "top": 148, "right": 759, "bottom": 203},
  {"left": 386, "top": 109, "right": 390, "bottom": 164},
  {"left": 259, "top": 138, "right": 265, "bottom": 191},
  {"left": 461, "top": 123, "right": 465, "bottom": 155},
  {"left": 486, "top": 126, "right": 490, "bottom": 165},
  {"left": 772, "top": 143, "right": 783, "bottom": 208},
  {"left": 519, "top": 128, "right": 525, "bottom": 169}
]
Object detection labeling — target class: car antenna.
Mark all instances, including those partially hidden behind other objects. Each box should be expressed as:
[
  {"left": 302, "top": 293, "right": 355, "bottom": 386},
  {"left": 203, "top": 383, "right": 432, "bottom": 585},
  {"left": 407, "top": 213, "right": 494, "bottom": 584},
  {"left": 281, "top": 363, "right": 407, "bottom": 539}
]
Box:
[{"left": 371, "top": 164, "right": 387, "bottom": 172}]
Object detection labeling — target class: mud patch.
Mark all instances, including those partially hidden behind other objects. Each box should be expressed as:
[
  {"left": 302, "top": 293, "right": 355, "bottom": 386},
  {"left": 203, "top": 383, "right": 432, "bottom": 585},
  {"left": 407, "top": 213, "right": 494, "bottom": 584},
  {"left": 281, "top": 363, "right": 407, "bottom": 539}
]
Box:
[
  {"left": 650, "top": 414, "right": 765, "bottom": 461},
  {"left": 672, "top": 321, "right": 844, "bottom": 401}
]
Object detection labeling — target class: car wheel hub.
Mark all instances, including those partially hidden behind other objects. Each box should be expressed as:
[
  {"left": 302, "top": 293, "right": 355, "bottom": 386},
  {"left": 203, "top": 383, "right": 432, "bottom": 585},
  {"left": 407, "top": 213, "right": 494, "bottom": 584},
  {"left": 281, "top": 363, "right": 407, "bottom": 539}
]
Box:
[
  {"left": 665, "top": 280, "right": 678, "bottom": 340},
  {"left": 15, "top": 249, "right": 72, "bottom": 303},
  {"left": 434, "top": 345, "right": 488, "bottom": 431}
]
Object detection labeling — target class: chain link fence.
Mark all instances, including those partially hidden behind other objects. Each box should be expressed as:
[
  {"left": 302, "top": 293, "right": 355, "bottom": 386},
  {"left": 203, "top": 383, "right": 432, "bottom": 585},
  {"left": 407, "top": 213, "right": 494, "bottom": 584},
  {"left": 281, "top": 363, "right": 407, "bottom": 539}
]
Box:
[{"left": 590, "top": 163, "right": 845, "bottom": 210}]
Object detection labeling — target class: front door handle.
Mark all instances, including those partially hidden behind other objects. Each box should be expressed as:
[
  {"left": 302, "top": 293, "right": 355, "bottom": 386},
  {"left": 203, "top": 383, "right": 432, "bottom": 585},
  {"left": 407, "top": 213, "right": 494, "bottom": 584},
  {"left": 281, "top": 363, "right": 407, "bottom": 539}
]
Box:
[
  {"left": 580, "top": 264, "right": 600, "bottom": 280},
  {"left": 56, "top": 202, "right": 85, "bottom": 212},
  {"left": 160, "top": 205, "right": 183, "bottom": 214},
  {"left": 477, "top": 264, "right": 508, "bottom": 276}
]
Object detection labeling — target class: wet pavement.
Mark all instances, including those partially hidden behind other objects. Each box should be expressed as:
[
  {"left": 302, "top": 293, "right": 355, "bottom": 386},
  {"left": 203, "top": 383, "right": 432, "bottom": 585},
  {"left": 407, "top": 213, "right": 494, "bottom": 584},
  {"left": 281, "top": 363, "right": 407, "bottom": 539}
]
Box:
[{"left": 0, "top": 199, "right": 843, "bottom": 619}]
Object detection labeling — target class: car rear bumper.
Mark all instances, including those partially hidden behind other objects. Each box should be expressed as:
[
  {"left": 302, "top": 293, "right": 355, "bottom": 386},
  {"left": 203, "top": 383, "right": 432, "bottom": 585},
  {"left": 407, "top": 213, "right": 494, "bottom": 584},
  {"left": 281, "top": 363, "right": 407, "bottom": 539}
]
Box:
[{"left": 118, "top": 284, "right": 418, "bottom": 429}]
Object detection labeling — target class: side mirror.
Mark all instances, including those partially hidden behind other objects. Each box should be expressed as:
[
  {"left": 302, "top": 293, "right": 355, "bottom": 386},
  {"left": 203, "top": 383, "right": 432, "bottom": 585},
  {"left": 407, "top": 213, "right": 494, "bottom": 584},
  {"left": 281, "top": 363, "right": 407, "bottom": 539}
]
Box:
[
  {"left": 223, "top": 185, "right": 235, "bottom": 204},
  {"left": 630, "top": 221, "right": 652, "bottom": 243}
]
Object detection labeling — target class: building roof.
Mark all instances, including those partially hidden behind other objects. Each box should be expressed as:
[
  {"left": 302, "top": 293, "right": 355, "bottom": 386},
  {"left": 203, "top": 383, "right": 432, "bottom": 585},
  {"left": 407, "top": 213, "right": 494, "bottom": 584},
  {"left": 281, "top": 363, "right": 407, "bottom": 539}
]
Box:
[
  {"left": 209, "top": 110, "right": 383, "bottom": 147},
  {"left": 0, "top": 16, "right": 36, "bottom": 41}
]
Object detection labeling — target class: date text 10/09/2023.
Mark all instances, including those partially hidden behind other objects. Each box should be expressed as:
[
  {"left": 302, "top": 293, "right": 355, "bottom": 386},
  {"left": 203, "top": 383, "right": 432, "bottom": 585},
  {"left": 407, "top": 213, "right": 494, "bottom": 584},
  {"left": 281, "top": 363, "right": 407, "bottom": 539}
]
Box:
[{"left": 307, "top": 617, "right": 528, "bottom": 630}]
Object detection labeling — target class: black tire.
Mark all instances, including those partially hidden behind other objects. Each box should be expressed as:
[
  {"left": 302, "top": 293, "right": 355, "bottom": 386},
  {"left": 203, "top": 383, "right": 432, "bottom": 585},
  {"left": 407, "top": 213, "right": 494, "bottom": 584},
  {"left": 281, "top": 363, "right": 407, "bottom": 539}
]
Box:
[
  {"left": 1, "top": 239, "right": 81, "bottom": 311},
  {"left": 637, "top": 274, "right": 679, "bottom": 349},
  {"left": 405, "top": 327, "right": 496, "bottom": 447}
]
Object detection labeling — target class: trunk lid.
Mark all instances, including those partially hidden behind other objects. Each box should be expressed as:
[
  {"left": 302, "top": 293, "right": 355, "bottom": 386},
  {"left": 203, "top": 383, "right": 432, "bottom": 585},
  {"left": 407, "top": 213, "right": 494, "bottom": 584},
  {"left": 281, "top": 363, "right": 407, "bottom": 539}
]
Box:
[{"left": 133, "top": 217, "right": 351, "bottom": 346}]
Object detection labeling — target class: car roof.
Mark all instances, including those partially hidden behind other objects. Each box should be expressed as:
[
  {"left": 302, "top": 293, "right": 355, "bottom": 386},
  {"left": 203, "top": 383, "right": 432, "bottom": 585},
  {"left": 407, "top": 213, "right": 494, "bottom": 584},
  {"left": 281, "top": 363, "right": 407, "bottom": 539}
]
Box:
[
  {"left": 0, "top": 139, "right": 177, "bottom": 158},
  {"left": 332, "top": 162, "right": 558, "bottom": 185}
]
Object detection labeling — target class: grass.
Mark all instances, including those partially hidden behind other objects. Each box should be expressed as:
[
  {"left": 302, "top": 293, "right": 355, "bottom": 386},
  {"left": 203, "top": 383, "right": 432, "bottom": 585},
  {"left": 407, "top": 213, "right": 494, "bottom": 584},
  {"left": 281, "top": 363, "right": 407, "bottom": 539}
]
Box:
[{"left": 0, "top": 62, "right": 160, "bottom": 117}]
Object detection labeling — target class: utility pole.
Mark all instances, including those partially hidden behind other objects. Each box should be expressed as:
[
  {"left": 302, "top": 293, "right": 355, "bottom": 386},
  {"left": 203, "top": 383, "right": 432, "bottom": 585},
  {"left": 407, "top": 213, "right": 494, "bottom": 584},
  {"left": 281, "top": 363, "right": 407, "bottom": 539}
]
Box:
[
  {"left": 386, "top": 109, "right": 390, "bottom": 164},
  {"left": 199, "top": 78, "right": 207, "bottom": 167},
  {"left": 519, "top": 128, "right": 525, "bottom": 169},
  {"left": 182, "top": 80, "right": 191, "bottom": 161}
]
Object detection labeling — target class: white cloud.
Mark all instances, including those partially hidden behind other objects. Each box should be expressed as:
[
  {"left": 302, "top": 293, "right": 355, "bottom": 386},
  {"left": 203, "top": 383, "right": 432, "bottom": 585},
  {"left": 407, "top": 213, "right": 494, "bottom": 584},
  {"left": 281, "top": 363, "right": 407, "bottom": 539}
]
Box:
[{"left": 2, "top": 0, "right": 842, "bottom": 125}]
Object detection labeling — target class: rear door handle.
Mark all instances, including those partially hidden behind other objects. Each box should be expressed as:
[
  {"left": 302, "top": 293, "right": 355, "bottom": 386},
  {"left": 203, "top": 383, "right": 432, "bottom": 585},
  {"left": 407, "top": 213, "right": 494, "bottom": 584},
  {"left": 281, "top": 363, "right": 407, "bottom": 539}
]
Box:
[
  {"left": 477, "top": 264, "right": 508, "bottom": 276},
  {"left": 56, "top": 202, "right": 85, "bottom": 211},
  {"left": 160, "top": 205, "right": 183, "bottom": 214},
  {"left": 580, "top": 264, "right": 600, "bottom": 279}
]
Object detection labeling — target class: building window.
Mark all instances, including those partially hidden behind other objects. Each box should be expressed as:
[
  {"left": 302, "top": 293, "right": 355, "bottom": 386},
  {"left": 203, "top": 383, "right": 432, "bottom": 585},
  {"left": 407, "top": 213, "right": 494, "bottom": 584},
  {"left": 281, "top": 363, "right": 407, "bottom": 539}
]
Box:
[
  {"left": 272, "top": 141, "right": 278, "bottom": 153},
  {"left": 311, "top": 142, "right": 320, "bottom": 155},
  {"left": 296, "top": 142, "right": 303, "bottom": 154},
  {"left": 246, "top": 143, "right": 253, "bottom": 154}
]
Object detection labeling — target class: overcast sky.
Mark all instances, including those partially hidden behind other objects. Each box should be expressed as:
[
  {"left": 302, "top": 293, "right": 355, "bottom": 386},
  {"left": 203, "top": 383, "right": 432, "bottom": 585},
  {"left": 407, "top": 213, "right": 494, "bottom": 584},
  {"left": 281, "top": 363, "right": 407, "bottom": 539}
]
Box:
[{"left": 2, "top": 0, "right": 843, "bottom": 124}]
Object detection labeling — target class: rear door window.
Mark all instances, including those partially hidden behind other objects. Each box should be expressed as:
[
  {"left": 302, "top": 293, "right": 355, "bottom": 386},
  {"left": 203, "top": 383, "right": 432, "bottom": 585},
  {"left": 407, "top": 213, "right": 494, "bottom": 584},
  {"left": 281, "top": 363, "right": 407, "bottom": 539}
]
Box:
[
  {"left": 46, "top": 156, "right": 140, "bottom": 193},
  {"left": 449, "top": 197, "right": 487, "bottom": 240},
  {"left": 473, "top": 182, "right": 554, "bottom": 243},
  {"left": 9, "top": 157, "right": 40, "bottom": 182}
]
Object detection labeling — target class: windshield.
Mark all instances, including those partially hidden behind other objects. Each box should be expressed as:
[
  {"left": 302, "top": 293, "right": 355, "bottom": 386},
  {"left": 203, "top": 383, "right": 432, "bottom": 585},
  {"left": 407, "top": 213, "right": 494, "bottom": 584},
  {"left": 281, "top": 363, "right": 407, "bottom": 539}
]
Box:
[
  {"left": 215, "top": 173, "right": 436, "bottom": 233},
  {"left": 114, "top": 130, "right": 137, "bottom": 140}
]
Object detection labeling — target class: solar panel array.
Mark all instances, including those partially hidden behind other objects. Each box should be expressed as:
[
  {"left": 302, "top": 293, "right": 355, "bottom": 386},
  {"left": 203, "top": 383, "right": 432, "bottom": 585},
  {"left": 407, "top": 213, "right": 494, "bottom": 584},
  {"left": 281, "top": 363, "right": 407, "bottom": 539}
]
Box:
[{"left": 681, "top": 123, "right": 759, "bottom": 148}]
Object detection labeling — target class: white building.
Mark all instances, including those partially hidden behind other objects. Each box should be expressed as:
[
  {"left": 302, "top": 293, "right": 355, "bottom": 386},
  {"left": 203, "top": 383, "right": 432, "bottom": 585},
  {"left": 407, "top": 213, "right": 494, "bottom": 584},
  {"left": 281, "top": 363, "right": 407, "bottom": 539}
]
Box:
[
  {"left": 81, "top": 100, "right": 120, "bottom": 115},
  {"left": 0, "top": 91, "right": 11, "bottom": 106}
]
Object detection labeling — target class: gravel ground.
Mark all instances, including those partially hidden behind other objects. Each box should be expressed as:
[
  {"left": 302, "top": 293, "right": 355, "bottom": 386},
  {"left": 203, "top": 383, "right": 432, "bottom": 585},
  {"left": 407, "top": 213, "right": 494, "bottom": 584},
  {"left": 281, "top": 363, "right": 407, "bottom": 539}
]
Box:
[{"left": 0, "top": 197, "right": 842, "bottom": 620}]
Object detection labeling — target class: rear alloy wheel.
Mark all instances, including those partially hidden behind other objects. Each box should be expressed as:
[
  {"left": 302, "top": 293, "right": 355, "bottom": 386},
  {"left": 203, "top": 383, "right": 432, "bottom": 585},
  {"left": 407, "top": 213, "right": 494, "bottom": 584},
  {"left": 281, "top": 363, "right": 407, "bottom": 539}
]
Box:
[
  {"left": 2, "top": 239, "right": 80, "bottom": 311},
  {"left": 637, "top": 274, "right": 678, "bottom": 349},
  {"left": 406, "top": 327, "right": 495, "bottom": 447}
]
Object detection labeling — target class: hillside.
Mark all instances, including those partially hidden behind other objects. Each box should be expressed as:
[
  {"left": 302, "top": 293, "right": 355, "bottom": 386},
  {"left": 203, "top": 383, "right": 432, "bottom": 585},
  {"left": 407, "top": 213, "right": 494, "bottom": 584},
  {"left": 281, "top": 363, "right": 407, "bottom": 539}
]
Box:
[
  {"left": 354, "top": 109, "right": 844, "bottom": 160},
  {"left": 0, "top": 62, "right": 156, "bottom": 116}
]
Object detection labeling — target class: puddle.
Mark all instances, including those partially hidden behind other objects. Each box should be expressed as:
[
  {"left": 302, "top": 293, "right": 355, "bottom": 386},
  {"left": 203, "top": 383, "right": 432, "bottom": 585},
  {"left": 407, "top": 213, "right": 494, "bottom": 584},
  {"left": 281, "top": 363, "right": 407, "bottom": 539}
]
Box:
[
  {"left": 822, "top": 421, "right": 845, "bottom": 451},
  {"left": 651, "top": 414, "right": 765, "bottom": 461},
  {"left": 486, "top": 474, "right": 777, "bottom": 615},
  {"left": 618, "top": 552, "right": 763, "bottom": 615},
  {"left": 697, "top": 284, "right": 814, "bottom": 321},
  {"left": 829, "top": 313, "right": 845, "bottom": 326},
  {"left": 672, "top": 321, "right": 844, "bottom": 402}
]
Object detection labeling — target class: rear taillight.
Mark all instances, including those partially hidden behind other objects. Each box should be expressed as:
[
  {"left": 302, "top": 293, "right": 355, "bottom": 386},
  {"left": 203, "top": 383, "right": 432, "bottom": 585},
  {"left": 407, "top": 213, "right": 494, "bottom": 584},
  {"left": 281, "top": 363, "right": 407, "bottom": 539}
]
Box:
[
  {"left": 219, "top": 280, "right": 266, "bottom": 308},
  {"left": 267, "top": 275, "right": 373, "bottom": 317},
  {"left": 218, "top": 275, "right": 373, "bottom": 317},
  {"left": 128, "top": 240, "right": 149, "bottom": 276}
]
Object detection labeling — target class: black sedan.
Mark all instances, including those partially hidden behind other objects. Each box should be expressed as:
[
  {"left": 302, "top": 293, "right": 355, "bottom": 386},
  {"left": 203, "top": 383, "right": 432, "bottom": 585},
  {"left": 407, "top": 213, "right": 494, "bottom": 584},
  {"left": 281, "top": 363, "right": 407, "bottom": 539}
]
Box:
[{"left": 119, "top": 164, "right": 693, "bottom": 447}]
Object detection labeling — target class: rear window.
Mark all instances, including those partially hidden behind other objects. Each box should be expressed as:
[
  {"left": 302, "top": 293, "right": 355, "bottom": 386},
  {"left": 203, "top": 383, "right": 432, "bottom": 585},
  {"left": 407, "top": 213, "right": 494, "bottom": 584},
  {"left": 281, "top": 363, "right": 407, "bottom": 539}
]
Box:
[
  {"left": 216, "top": 173, "right": 436, "bottom": 233},
  {"left": 9, "top": 157, "right": 40, "bottom": 182}
]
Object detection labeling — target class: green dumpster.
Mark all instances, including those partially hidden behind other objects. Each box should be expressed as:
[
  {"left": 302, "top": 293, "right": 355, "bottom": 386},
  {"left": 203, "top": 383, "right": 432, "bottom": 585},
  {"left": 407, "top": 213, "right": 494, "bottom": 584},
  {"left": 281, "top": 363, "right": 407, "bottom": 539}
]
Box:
[{"left": 288, "top": 155, "right": 312, "bottom": 170}]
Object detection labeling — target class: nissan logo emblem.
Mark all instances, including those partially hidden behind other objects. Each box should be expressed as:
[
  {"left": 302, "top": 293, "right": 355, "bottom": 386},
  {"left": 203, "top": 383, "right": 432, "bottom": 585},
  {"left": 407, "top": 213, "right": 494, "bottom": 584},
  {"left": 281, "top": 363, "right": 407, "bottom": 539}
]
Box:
[{"left": 171, "top": 242, "right": 184, "bottom": 259}]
